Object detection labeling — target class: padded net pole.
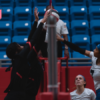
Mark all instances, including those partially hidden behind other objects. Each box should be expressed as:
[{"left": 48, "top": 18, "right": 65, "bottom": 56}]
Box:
[{"left": 47, "top": 15, "right": 58, "bottom": 100}]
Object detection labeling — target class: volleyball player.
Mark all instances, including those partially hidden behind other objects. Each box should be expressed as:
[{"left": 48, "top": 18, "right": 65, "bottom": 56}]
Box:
[
  {"left": 70, "top": 75, "right": 96, "bottom": 100},
  {"left": 4, "top": 9, "right": 50, "bottom": 100},
  {"left": 57, "top": 35, "right": 100, "bottom": 100}
]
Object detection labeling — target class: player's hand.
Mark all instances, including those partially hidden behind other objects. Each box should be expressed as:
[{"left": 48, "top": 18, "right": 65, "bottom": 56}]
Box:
[
  {"left": 41, "top": 10, "right": 51, "bottom": 23},
  {"left": 56, "top": 34, "right": 64, "bottom": 42},
  {"left": 34, "top": 7, "right": 39, "bottom": 21}
]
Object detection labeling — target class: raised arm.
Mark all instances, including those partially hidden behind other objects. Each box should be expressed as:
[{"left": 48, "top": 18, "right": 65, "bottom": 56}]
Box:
[
  {"left": 28, "top": 7, "right": 39, "bottom": 41},
  {"left": 27, "top": 29, "right": 46, "bottom": 61},
  {"left": 57, "top": 35, "right": 91, "bottom": 57},
  {"left": 19, "top": 10, "right": 50, "bottom": 58}
]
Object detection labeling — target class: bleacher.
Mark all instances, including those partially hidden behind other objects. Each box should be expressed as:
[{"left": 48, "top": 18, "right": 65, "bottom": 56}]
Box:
[
  {"left": 0, "top": 0, "right": 100, "bottom": 63},
  {"left": 0, "top": 0, "right": 100, "bottom": 100},
  {"left": 0, "top": 0, "right": 100, "bottom": 60}
]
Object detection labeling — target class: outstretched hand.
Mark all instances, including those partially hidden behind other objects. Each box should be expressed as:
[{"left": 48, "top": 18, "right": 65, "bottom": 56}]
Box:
[
  {"left": 41, "top": 10, "right": 51, "bottom": 23},
  {"left": 34, "top": 7, "right": 39, "bottom": 21}
]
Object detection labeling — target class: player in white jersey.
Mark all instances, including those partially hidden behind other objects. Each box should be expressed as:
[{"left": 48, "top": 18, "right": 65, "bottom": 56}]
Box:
[
  {"left": 70, "top": 75, "right": 96, "bottom": 100},
  {"left": 37, "top": 5, "right": 69, "bottom": 57},
  {"left": 57, "top": 35, "right": 100, "bottom": 100}
]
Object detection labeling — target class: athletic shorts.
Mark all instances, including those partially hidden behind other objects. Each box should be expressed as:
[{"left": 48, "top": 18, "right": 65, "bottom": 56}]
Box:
[{"left": 4, "top": 91, "right": 26, "bottom": 100}]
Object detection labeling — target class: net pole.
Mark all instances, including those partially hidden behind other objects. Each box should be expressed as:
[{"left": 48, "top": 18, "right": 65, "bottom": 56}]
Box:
[{"left": 47, "top": 15, "right": 58, "bottom": 100}]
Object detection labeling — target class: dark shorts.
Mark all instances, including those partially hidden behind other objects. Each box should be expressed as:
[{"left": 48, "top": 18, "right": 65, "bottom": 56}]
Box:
[
  {"left": 4, "top": 91, "right": 26, "bottom": 100},
  {"left": 96, "top": 89, "right": 100, "bottom": 100},
  {"left": 4, "top": 91, "right": 35, "bottom": 100}
]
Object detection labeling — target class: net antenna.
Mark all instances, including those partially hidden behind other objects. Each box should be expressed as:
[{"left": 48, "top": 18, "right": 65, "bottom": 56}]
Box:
[{"left": 49, "top": 0, "right": 52, "bottom": 9}]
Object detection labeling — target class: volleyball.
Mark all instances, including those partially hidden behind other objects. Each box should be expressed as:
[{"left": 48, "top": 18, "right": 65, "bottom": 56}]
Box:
[{"left": 46, "top": 9, "right": 60, "bottom": 21}]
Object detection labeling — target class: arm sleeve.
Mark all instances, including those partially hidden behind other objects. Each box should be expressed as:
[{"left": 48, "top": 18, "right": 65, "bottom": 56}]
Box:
[
  {"left": 91, "top": 90, "right": 96, "bottom": 100},
  {"left": 63, "top": 40, "right": 85, "bottom": 55},
  {"left": 61, "top": 21, "right": 69, "bottom": 35},
  {"left": 28, "top": 21, "right": 37, "bottom": 41},
  {"left": 19, "top": 22, "right": 44, "bottom": 58},
  {"left": 27, "top": 30, "right": 46, "bottom": 61},
  {"left": 30, "top": 22, "right": 44, "bottom": 46}
]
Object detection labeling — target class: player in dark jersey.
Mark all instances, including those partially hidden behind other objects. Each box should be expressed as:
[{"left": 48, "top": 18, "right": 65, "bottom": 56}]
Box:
[{"left": 4, "top": 8, "right": 50, "bottom": 100}]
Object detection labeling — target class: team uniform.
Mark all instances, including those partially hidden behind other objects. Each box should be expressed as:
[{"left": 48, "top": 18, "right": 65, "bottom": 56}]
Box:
[
  {"left": 70, "top": 88, "right": 96, "bottom": 100},
  {"left": 90, "top": 52, "right": 100, "bottom": 100},
  {"left": 4, "top": 22, "right": 46, "bottom": 100},
  {"left": 37, "top": 19, "right": 69, "bottom": 57}
]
